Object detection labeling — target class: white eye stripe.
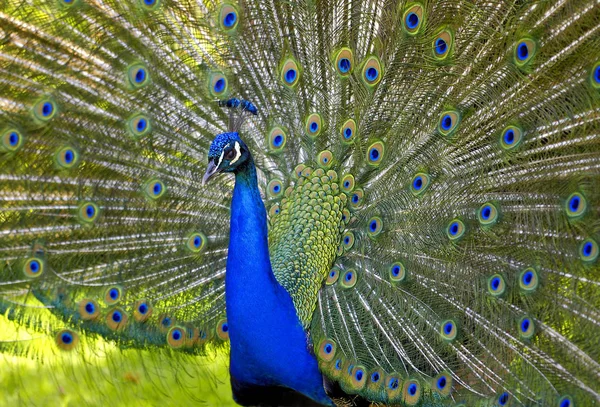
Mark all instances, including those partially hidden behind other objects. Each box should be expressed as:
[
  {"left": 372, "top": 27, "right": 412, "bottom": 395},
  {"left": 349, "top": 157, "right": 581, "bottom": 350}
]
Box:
[
  {"left": 230, "top": 141, "right": 242, "bottom": 164},
  {"left": 215, "top": 146, "right": 227, "bottom": 169}
]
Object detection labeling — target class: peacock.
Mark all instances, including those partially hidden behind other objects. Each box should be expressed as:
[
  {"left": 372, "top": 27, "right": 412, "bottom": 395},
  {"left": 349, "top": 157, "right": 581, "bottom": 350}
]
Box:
[{"left": 1, "top": 0, "right": 599, "bottom": 405}]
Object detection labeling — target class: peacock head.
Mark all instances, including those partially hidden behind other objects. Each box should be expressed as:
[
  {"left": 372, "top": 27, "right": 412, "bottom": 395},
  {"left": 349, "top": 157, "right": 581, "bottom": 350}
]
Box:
[{"left": 202, "top": 132, "right": 251, "bottom": 185}]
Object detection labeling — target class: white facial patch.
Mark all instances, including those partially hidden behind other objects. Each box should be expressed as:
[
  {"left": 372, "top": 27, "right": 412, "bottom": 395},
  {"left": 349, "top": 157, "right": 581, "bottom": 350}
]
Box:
[
  {"left": 230, "top": 141, "right": 242, "bottom": 165},
  {"left": 215, "top": 145, "right": 227, "bottom": 169}
]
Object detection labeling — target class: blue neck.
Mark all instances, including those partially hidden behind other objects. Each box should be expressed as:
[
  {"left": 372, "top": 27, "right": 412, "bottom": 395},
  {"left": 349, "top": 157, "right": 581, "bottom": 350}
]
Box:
[{"left": 225, "top": 158, "right": 331, "bottom": 406}]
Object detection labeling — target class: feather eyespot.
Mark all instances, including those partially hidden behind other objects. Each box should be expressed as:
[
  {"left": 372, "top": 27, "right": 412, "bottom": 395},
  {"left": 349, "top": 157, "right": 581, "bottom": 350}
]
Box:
[
  {"left": 341, "top": 231, "right": 355, "bottom": 251},
  {"left": 349, "top": 189, "right": 364, "bottom": 210},
  {"left": 403, "top": 3, "right": 424, "bottom": 35},
  {"left": 349, "top": 365, "right": 367, "bottom": 390},
  {"left": 317, "top": 339, "right": 336, "bottom": 362},
  {"left": 281, "top": 57, "right": 301, "bottom": 87},
  {"left": 488, "top": 274, "right": 506, "bottom": 297},
  {"left": 216, "top": 319, "right": 229, "bottom": 341},
  {"left": 519, "top": 268, "right": 539, "bottom": 293},
  {"left": 317, "top": 150, "right": 333, "bottom": 168},
  {"left": 433, "top": 372, "right": 452, "bottom": 397},
  {"left": 500, "top": 125, "right": 523, "bottom": 150},
  {"left": 23, "top": 257, "right": 44, "bottom": 278},
  {"left": 144, "top": 178, "right": 166, "bottom": 200},
  {"left": 140, "top": 0, "right": 160, "bottom": 10},
  {"left": 389, "top": 262, "right": 407, "bottom": 283},
  {"left": 519, "top": 316, "right": 535, "bottom": 339},
  {"left": 440, "top": 320, "right": 457, "bottom": 341},
  {"left": 186, "top": 232, "right": 207, "bottom": 253},
  {"left": 326, "top": 267, "right": 340, "bottom": 285},
  {"left": 79, "top": 299, "right": 100, "bottom": 320},
  {"left": 209, "top": 73, "right": 228, "bottom": 97},
  {"left": 268, "top": 127, "right": 287, "bottom": 152},
  {"left": 367, "top": 216, "right": 383, "bottom": 237},
  {"left": 370, "top": 371, "right": 381, "bottom": 383},
  {"left": 580, "top": 238, "right": 598, "bottom": 263},
  {"left": 55, "top": 146, "right": 79, "bottom": 169},
  {"left": 267, "top": 179, "right": 284, "bottom": 198},
  {"left": 167, "top": 327, "right": 186, "bottom": 348},
  {"left": 33, "top": 98, "right": 58, "bottom": 122},
  {"left": 402, "top": 379, "right": 421, "bottom": 405},
  {"left": 334, "top": 48, "right": 354, "bottom": 77},
  {"left": 2, "top": 128, "right": 24, "bottom": 152},
  {"left": 438, "top": 111, "right": 460, "bottom": 136},
  {"left": 219, "top": 4, "right": 239, "bottom": 31},
  {"left": 128, "top": 64, "right": 150, "bottom": 88},
  {"left": 446, "top": 219, "right": 465, "bottom": 240},
  {"left": 410, "top": 172, "right": 430, "bottom": 195},
  {"left": 361, "top": 56, "right": 383, "bottom": 87},
  {"left": 104, "top": 286, "right": 123, "bottom": 305},
  {"left": 478, "top": 202, "right": 499, "bottom": 226},
  {"left": 340, "top": 174, "right": 355, "bottom": 193},
  {"left": 56, "top": 329, "right": 79, "bottom": 350},
  {"left": 366, "top": 141, "right": 385, "bottom": 166},
  {"left": 134, "top": 300, "right": 153, "bottom": 322},
  {"left": 78, "top": 201, "right": 99, "bottom": 224},
  {"left": 340, "top": 118, "right": 357, "bottom": 143},
  {"left": 514, "top": 38, "right": 536, "bottom": 67},
  {"left": 340, "top": 269, "right": 357, "bottom": 288},
  {"left": 433, "top": 30, "right": 453, "bottom": 60},
  {"left": 128, "top": 113, "right": 151, "bottom": 138},
  {"left": 269, "top": 204, "right": 280, "bottom": 218},
  {"left": 106, "top": 308, "right": 128, "bottom": 330},
  {"left": 385, "top": 374, "right": 402, "bottom": 402},
  {"left": 565, "top": 192, "right": 586, "bottom": 218},
  {"left": 306, "top": 113, "right": 322, "bottom": 137}
]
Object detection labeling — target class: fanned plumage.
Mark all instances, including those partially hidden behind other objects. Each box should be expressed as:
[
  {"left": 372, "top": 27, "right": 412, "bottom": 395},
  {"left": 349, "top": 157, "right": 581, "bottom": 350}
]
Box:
[{"left": 1, "top": 0, "right": 599, "bottom": 405}]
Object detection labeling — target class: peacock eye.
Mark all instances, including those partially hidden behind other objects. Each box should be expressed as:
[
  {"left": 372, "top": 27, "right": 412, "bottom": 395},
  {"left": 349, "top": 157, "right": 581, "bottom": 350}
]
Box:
[{"left": 224, "top": 149, "right": 236, "bottom": 160}]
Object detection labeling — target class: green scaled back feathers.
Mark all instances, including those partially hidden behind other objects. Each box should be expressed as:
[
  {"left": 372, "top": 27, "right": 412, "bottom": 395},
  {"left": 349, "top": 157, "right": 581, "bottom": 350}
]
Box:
[{"left": 1, "top": 0, "right": 600, "bottom": 406}]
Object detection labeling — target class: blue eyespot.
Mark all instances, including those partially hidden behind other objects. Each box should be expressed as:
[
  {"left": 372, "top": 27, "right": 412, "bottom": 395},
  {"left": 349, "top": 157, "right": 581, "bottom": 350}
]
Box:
[
  {"left": 136, "top": 118, "right": 147, "bottom": 132},
  {"left": 172, "top": 329, "right": 181, "bottom": 340},
  {"left": 344, "top": 236, "right": 350, "bottom": 244},
  {"left": 413, "top": 176, "right": 423, "bottom": 190},
  {"left": 498, "top": 392, "right": 509, "bottom": 405},
  {"left": 109, "top": 288, "right": 118, "bottom": 300},
  {"left": 273, "top": 134, "right": 283, "bottom": 147},
  {"left": 523, "top": 271, "right": 533, "bottom": 285},
  {"left": 344, "top": 128, "right": 352, "bottom": 139},
  {"left": 406, "top": 12, "right": 419, "bottom": 29},
  {"left": 388, "top": 378, "right": 399, "bottom": 389},
  {"left": 343, "top": 181, "right": 350, "bottom": 188},
  {"left": 521, "top": 318, "right": 531, "bottom": 333},
  {"left": 214, "top": 79, "right": 225, "bottom": 93},
  {"left": 583, "top": 242, "right": 592, "bottom": 256},
  {"left": 338, "top": 58, "right": 351, "bottom": 73},
  {"left": 61, "top": 332, "right": 73, "bottom": 344},
  {"left": 135, "top": 68, "right": 146, "bottom": 83},
  {"left": 42, "top": 102, "right": 53, "bottom": 117},
  {"left": 491, "top": 277, "right": 500, "bottom": 290},
  {"left": 559, "top": 396, "right": 572, "bottom": 407},
  {"left": 86, "top": 205, "right": 95, "bottom": 218},
  {"left": 504, "top": 129, "right": 515, "bottom": 144},
  {"left": 369, "top": 147, "right": 379, "bottom": 161},
  {"left": 29, "top": 260, "right": 40, "bottom": 273},
  {"left": 365, "top": 67, "right": 378, "bottom": 82},
  {"left": 392, "top": 265, "right": 400, "bottom": 276},
  {"left": 594, "top": 66, "right": 600, "bottom": 84},
  {"left": 112, "top": 311, "right": 122, "bottom": 322},
  {"left": 144, "top": 0, "right": 155, "bottom": 5},
  {"left": 223, "top": 11, "right": 237, "bottom": 27},
  {"left": 408, "top": 383, "right": 417, "bottom": 396},
  {"left": 345, "top": 272, "right": 353, "bottom": 281},
  {"left": 335, "top": 359, "right": 342, "bottom": 370},
  {"left": 9, "top": 132, "right": 18, "bottom": 146},
  {"left": 441, "top": 114, "right": 452, "bottom": 131},
  {"left": 517, "top": 42, "right": 528, "bottom": 60},
  {"left": 85, "top": 302, "right": 95, "bottom": 314},
  {"left": 569, "top": 196, "right": 580, "bottom": 212},
  {"left": 444, "top": 322, "right": 453, "bottom": 335},
  {"left": 285, "top": 69, "right": 297, "bottom": 84},
  {"left": 369, "top": 220, "right": 377, "bottom": 232},
  {"left": 324, "top": 344, "right": 333, "bottom": 354},
  {"left": 449, "top": 222, "right": 459, "bottom": 235},
  {"left": 435, "top": 38, "right": 447, "bottom": 55},
  {"left": 162, "top": 317, "right": 171, "bottom": 326},
  {"left": 481, "top": 206, "right": 491, "bottom": 220},
  {"left": 310, "top": 122, "right": 318, "bottom": 133},
  {"left": 437, "top": 376, "right": 447, "bottom": 389},
  {"left": 138, "top": 303, "right": 148, "bottom": 314},
  {"left": 221, "top": 322, "right": 229, "bottom": 332},
  {"left": 355, "top": 369, "right": 363, "bottom": 381},
  {"left": 352, "top": 194, "right": 359, "bottom": 203},
  {"left": 193, "top": 236, "right": 201, "bottom": 248},
  {"left": 371, "top": 372, "right": 380, "bottom": 382}
]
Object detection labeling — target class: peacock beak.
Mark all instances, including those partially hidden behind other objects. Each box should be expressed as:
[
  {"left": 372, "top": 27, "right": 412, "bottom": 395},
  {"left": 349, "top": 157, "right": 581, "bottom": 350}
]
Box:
[{"left": 202, "top": 160, "right": 220, "bottom": 186}]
